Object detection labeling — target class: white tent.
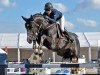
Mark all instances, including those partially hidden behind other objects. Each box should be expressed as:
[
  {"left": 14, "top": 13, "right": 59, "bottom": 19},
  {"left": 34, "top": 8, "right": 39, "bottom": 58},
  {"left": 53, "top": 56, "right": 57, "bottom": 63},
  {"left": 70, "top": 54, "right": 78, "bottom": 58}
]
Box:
[{"left": 0, "top": 48, "right": 7, "bottom": 54}]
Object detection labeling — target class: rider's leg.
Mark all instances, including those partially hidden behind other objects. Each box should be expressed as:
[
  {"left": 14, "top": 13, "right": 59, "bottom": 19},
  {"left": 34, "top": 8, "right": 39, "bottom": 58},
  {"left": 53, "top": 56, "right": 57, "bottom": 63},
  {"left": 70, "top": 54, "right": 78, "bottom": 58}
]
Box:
[
  {"left": 58, "top": 15, "right": 65, "bottom": 38},
  {"left": 63, "top": 31, "right": 73, "bottom": 42},
  {"left": 59, "top": 16, "right": 73, "bottom": 42},
  {"left": 59, "top": 15, "right": 65, "bottom": 32}
]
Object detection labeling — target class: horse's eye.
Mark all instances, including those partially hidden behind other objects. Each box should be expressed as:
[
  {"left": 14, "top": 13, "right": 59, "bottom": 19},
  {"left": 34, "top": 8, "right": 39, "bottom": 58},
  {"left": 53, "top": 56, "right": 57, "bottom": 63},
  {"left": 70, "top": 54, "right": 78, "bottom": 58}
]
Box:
[
  {"left": 25, "top": 24, "right": 28, "bottom": 28},
  {"left": 25, "top": 24, "right": 31, "bottom": 29}
]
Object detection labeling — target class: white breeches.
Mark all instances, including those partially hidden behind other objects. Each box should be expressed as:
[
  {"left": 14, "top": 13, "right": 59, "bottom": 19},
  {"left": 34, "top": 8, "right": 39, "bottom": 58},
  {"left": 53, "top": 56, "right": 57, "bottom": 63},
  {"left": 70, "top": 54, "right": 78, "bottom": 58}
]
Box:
[{"left": 57, "top": 15, "right": 65, "bottom": 32}]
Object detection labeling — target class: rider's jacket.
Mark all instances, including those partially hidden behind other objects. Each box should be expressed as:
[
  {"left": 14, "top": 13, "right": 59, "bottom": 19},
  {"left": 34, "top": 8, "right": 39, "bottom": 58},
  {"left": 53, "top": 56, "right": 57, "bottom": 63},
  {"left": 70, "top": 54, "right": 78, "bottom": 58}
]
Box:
[{"left": 43, "top": 9, "right": 62, "bottom": 24}]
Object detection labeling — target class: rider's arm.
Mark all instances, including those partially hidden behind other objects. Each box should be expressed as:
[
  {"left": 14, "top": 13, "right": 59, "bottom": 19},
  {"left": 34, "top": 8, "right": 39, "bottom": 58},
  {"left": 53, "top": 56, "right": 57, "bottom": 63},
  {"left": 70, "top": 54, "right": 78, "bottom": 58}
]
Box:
[
  {"left": 43, "top": 9, "right": 62, "bottom": 23},
  {"left": 43, "top": 12, "right": 56, "bottom": 23},
  {"left": 49, "top": 9, "right": 62, "bottom": 23},
  {"left": 48, "top": 17, "right": 56, "bottom": 23}
]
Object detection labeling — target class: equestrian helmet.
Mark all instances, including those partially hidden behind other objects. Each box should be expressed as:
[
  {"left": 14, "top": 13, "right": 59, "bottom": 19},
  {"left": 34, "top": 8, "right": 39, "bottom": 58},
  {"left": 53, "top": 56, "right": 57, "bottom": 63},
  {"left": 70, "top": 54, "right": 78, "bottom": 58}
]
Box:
[{"left": 44, "top": 2, "right": 53, "bottom": 11}]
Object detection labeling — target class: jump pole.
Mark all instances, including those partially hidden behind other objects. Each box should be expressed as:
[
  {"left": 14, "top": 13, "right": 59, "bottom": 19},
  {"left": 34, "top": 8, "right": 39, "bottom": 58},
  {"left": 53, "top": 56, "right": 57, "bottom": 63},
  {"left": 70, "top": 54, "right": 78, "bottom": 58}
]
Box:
[{"left": 0, "top": 62, "right": 100, "bottom": 75}]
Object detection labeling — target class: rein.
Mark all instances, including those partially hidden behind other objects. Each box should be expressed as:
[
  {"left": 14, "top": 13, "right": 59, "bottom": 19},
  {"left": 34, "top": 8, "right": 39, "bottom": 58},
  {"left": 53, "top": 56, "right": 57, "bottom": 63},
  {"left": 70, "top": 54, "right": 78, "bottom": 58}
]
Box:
[{"left": 31, "top": 20, "right": 43, "bottom": 36}]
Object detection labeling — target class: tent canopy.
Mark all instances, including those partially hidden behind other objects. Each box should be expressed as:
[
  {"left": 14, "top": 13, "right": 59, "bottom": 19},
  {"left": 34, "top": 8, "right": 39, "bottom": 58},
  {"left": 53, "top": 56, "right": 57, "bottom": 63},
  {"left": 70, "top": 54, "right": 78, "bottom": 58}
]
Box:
[{"left": 0, "top": 32, "right": 100, "bottom": 48}]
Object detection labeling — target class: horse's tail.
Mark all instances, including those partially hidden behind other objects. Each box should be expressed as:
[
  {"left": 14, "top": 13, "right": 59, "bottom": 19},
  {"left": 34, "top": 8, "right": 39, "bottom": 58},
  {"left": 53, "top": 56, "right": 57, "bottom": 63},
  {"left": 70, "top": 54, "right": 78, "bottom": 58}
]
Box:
[{"left": 68, "top": 32, "right": 80, "bottom": 58}]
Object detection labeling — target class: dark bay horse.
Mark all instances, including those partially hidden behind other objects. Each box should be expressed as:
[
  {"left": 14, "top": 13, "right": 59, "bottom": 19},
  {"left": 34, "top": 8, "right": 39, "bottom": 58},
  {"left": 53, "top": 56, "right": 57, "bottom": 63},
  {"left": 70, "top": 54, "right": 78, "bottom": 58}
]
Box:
[{"left": 22, "top": 13, "right": 80, "bottom": 62}]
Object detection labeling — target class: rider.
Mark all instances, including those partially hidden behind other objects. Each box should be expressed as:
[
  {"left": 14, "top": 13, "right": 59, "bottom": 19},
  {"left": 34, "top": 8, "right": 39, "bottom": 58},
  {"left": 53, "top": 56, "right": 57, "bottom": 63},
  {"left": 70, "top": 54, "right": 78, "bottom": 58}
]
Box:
[{"left": 43, "top": 2, "right": 73, "bottom": 42}]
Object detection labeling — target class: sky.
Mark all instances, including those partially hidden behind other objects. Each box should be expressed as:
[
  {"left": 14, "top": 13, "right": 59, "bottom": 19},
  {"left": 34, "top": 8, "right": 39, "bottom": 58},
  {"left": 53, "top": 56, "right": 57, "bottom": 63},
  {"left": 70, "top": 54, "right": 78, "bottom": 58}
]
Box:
[{"left": 0, "top": 0, "right": 100, "bottom": 33}]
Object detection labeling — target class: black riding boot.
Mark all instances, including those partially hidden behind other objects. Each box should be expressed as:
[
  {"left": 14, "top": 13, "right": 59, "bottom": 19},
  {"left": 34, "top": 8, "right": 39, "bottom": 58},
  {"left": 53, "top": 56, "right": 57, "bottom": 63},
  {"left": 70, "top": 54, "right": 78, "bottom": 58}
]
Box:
[{"left": 63, "top": 31, "right": 73, "bottom": 43}]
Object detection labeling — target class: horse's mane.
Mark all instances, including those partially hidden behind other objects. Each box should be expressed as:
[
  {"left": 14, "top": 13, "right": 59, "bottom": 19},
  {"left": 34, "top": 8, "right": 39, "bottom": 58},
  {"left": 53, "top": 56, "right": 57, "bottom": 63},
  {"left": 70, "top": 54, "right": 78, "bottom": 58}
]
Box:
[
  {"left": 32, "top": 13, "right": 43, "bottom": 18},
  {"left": 28, "top": 13, "right": 44, "bottom": 22}
]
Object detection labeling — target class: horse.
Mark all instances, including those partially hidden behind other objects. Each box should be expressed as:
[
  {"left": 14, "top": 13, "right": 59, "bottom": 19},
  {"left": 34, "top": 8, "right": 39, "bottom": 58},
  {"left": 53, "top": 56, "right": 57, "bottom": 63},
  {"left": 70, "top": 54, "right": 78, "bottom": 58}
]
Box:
[{"left": 22, "top": 13, "right": 80, "bottom": 62}]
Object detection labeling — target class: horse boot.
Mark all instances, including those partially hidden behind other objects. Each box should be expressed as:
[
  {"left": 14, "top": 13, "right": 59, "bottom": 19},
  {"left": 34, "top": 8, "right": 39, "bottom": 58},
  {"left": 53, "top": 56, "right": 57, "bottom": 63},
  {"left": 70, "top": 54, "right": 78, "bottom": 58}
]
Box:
[{"left": 63, "top": 31, "right": 73, "bottom": 43}]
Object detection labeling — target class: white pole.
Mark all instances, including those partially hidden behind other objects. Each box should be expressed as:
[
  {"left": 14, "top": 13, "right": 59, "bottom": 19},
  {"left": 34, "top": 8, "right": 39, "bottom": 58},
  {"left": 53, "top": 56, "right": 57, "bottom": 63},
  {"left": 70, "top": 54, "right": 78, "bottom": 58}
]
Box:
[
  {"left": 88, "top": 47, "right": 91, "bottom": 62},
  {"left": 52, "top": 52, "right": 55, "bottom": 62},
  {"left": 17, "top": 33, "right": 21, "bottom": 73},
  {"left": 18, "top": 49, "right": 20, "bottom": 62},
  {"left": 17, "top": 33, "right": 20, "bottom": 63},
  {"left": 83, "top": 33, "right": 91, "bottom": 62}
]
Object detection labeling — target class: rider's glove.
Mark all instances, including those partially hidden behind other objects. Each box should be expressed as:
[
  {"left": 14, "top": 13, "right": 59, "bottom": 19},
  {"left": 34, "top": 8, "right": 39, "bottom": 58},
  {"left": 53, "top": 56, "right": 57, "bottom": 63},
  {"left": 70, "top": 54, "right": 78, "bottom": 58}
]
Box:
[{"left": 44, "top": 15, "right": 49, "bottom": 19}]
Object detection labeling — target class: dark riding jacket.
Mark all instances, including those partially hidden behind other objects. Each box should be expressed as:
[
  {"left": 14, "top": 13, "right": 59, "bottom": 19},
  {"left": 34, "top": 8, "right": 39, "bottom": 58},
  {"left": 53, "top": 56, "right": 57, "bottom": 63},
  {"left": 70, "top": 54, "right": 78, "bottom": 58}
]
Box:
[{"left": 43, "top": 9, "right": 62, "bottom": 24}]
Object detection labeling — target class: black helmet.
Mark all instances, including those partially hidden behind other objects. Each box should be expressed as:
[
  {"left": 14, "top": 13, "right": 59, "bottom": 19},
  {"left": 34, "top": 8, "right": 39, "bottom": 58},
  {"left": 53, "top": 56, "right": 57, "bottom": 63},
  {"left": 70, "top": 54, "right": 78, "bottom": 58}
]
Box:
[{"left": 44, "top": 2, "right": 53, "bottom": 11}]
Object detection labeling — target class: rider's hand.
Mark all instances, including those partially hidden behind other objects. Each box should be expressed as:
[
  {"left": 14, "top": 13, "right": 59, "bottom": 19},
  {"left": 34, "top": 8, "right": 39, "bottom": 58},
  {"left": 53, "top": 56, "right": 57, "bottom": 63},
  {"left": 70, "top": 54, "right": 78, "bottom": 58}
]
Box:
[{"left": 44, "top": 15, "right": 49, "bottom": 19}]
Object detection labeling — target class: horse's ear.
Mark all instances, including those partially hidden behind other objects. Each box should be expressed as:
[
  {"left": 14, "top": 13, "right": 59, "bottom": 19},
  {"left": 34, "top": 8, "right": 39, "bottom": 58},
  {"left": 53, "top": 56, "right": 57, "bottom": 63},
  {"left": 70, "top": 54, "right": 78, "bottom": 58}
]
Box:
[
  {"left": 22, "top": 16, "right": 28, "bottom": 22},
  {"left": 30, "top": 15, "right": 33, "bottom": 20}
]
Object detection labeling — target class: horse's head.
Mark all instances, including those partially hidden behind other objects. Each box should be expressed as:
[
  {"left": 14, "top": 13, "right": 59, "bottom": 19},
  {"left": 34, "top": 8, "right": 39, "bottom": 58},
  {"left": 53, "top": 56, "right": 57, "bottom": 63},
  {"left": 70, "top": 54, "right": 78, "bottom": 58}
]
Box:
[{"left": 22, "top": 13, "right": 48, "bottom": 44}]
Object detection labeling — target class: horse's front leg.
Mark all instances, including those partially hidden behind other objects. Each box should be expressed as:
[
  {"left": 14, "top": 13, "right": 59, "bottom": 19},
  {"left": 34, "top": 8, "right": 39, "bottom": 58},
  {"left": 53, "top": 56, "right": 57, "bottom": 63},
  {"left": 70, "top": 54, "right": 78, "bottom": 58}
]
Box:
[
  {"left": 32, "top": 40, "right": 38, "bottom": 54},
  {"left": 38, "top": 35, "right": 46, "bottom": 55},
  {"left": 40, "top": 35, "right": 46, "bottom": 46}
]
